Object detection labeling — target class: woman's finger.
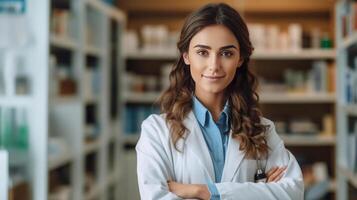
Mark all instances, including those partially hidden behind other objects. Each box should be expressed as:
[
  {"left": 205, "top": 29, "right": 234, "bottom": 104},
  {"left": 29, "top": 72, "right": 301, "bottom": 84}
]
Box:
[
  {"left": 268, "top": 166, "right": 287, "bottom": 182},
  {"left": 274, "top": 172, "right": 285, "bottom": 182},
  {"left": 266, "top": 166, "right": 278, "bottom": 177}
]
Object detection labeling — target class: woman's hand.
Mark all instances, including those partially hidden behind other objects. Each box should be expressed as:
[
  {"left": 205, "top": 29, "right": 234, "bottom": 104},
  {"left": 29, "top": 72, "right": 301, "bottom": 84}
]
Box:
[
  {"left": 168, "top": 166, "right": 286, "bottom": 199},
  {"left": 266, "top": 166, "right": 287, "bottom": 182},
  {"left": 167, "top": 181, "right": 210, "bottom": 200}
]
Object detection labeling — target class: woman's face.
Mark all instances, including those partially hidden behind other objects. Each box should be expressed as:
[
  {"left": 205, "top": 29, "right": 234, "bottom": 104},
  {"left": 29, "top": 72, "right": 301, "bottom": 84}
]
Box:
[{"left": 183, "top": 24, "right": 243, "bottom": 96}]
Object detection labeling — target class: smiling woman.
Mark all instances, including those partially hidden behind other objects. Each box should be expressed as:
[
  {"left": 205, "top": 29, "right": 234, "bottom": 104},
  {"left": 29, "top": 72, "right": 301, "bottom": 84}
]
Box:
[
  {"left": 136, "top": 3, "right": 304, "bottom": 200},
  {"left": 183, "top": 25, "right": 243, "bottom": 113}
]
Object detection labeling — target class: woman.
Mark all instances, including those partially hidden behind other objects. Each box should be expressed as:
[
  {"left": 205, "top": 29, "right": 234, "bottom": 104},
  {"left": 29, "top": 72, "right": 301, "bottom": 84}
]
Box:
[{"left": 136, "top": 3, "right": 304, "bottom": 200}]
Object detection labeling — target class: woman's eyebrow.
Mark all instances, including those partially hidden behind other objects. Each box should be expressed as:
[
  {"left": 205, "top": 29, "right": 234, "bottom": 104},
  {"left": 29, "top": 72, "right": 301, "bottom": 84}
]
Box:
[{"left": 193, "top": 44, "right": 238, "bottom": 50}]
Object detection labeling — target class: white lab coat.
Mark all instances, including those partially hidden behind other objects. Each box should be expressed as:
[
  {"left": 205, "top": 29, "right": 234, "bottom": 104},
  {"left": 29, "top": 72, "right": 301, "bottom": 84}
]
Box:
[{"left": 136, "top": 111, "right": 304, "bottom": 200}]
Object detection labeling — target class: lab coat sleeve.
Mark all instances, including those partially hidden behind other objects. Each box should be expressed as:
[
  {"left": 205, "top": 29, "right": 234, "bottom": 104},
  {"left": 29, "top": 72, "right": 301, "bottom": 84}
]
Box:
[
  {"left": 214, "top": 120, "right": 304, "bottom": 200},
  {"left": 136, "top": 115, "right": 182, "bottom": 200}
]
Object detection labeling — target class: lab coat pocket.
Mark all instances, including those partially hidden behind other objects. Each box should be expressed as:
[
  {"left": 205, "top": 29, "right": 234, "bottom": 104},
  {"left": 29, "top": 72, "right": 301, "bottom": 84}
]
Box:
[
  {"left": 182, "top": 152, "right": 213, "bottom": 184},
  {"left": 237, "top": 159, "right": 257, "bottom": 182}
]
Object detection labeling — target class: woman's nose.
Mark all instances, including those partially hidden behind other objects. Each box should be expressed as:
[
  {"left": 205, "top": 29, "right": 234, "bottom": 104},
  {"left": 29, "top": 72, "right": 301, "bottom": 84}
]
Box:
[{"left": 208, "top": 54, "right": 220, "bottom": 71}]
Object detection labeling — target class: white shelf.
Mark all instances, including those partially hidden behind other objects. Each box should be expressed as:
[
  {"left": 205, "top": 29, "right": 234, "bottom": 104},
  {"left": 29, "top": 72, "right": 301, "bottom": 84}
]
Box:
[
  {"left": 85, "top": 96, "right": 99, "bottom": 104},
  {"left": 342, "top": 32, "right": 357, "bottom": 49},
  {"left": 124, "top": 133, "right": 336, "bottom": 146},
  {"left": 252, "top": 49, "right": 336, "bottom": 60},
  {"left": 124, "top": 49, "right": 335, "bottom": 60},
  {"left": 48, "top": 153, "right": 73, "bottom": 170},
  {"left": 124, "top": 49, "right": 178, "bottom": 60},
  {"left": 328, "top": 179, "right": 336, "bottom": 192},
  {"left": 339, "top": 167, "right": 357, "bottom": 189},
  {"left": 123, "top": 134, "right": 140, "bottom": 144},
  {"left": 123, "top": 92, "right": 335, "bottom": 104},
  {"left": 51, "top": 96, "right": 81, "bottom": 104},
  {"left": 259, "top": 92, "right": 335, "bottom": 103},
  {"left": 86, "top": 0, "right": 126, "bottom": 22},
  {"left": 343, "top": 104, "right": 357, "bottom": 116},
  {"left": 123, "top": 92, "right": 161, "bottom": 103},
  {"left": 85, "top": 45, "right": 104, "bottom": 57},
  {"left": 280, "top": 134, "right": 336, "bottom": 146},
  {"left": 50, "top": 34, "right": 78, "bottom": 50},
  {"left": 84, "top": 184, "right": 101, "bottom": 200},
  {"left": 83, "top": 139, "right": 101, "bottom": 155},
  {"left": 0, "top": 96, "right": 32, "bottom": 106},
  {"left": 9, "top": 173, "right": 27, "bottom": 188},
  {"left": 106, "top": 170, "right": 118, "bottom": 187}
]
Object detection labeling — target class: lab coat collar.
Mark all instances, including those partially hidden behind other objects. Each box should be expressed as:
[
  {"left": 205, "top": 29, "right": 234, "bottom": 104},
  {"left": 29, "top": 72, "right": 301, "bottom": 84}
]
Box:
[{"left": 185, "top": 111, "right": 245, "bottom": 182}]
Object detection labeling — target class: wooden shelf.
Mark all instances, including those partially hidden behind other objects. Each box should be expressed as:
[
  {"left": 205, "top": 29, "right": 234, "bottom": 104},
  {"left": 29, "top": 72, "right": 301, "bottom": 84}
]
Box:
[
  {"left": 252, "top": 49, "right": 335, "bottom": 60},
  {"left": 259, "top": 92, "right": 335, "bottom": 103},
  {"left": 280, "top": 134, "right": 336, "bottom": 146},
  {"left": 124, "top": 49, "right": 335, "bottom": 60},
  {"left": 120, "top": 0, "right": 333, "bottom": 14}
]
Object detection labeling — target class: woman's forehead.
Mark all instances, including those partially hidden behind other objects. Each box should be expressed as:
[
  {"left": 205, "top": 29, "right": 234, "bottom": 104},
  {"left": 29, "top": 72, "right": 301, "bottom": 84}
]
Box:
[{"left": 189, "top": 24, "right": 239, "bottom": 49}]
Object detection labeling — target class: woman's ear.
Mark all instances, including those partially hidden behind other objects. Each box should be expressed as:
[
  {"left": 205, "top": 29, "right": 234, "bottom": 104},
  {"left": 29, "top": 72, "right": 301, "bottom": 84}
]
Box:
[
  {"left": 183, "top": 52, "right": 190, "bottom": 65},
  {"left": 237, "top": 58, "right": 244, "bottom": 68}
]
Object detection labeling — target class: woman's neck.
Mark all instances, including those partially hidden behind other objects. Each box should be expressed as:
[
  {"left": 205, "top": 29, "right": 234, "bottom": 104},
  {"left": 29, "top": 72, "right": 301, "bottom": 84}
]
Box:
[{"left": 194, "top": 90, "right": 226, "bottom": 122}]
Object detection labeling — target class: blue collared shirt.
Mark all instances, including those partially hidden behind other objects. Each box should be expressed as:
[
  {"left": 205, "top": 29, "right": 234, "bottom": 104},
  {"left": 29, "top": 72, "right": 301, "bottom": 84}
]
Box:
[{"left": 192, "top": 96, "right": 230, "bottom": 200}]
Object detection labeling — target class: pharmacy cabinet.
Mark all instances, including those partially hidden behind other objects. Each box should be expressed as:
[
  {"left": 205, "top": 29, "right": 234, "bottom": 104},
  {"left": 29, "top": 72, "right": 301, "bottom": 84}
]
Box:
[
  {"left": 49, "top": 0, "right": 126, "bottom": 200},
  {"left": 0, "top": 0, "right": 49, "bottom": 199},
  {"left": 1, "top": 0, "right": 126, "bottom": 199}
]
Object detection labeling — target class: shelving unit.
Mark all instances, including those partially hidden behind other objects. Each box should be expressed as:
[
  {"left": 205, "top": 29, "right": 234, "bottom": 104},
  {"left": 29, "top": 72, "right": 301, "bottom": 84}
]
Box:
[
  {"left": 335, "top": 1, "right": 357, "bottom": 200},
  {"left": 0, "top": 1, "right": 49, "bottom": 199},
  {"left": 47, "top": 0, "right": 126, "bottom": 200},
  {"left": 124, "top": 48, "right": 335, "bottom": 60}
]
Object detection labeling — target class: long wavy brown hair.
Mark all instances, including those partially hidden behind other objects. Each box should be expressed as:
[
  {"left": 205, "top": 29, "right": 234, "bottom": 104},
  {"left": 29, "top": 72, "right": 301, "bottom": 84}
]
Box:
[{"left": 159, "top": 3, "right": 269, "bottom": 158}]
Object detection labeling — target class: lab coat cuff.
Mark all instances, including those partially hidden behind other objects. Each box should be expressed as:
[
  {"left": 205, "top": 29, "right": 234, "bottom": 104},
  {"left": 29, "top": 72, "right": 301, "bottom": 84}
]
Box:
[{"left": 207, "top": 181, "right": 221, "bottom": 200}]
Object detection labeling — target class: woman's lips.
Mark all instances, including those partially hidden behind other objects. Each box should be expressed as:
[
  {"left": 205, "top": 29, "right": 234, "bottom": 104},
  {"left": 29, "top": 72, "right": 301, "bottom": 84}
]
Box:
[{"left": 201, "top": 74, "right": 225, "bottom": 80}]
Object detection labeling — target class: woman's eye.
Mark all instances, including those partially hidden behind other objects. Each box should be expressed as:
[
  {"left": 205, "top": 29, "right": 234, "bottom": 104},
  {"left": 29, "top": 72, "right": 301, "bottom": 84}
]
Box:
[
  {"left": 221, "top": 51, "right": 233, "bottom": 57},
  {"left": 197, "top": 50, "right": 208, "bottom": 56}
]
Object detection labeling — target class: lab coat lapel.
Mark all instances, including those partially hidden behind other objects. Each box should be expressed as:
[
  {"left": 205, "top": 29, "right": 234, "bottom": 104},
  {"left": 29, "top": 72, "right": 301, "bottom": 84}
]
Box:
[
  {"left": 184, "top": 111, "right": 215, "bottom": 181},
  {"left": 221, "top": 131, "right": 245, "bottom": 182}
]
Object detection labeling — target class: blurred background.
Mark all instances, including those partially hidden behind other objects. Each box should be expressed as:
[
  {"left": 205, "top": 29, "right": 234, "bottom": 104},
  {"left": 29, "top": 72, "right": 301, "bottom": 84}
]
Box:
[{"left": 0, "top": 0, "right": 356, "bottom": 199}]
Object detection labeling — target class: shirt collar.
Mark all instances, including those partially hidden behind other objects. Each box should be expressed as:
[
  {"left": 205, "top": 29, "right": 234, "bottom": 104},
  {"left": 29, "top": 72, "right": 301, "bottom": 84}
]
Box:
[
  {"left": 192, "top": 96, "right": 209, "bottom": 127},
  {"left": 192, "top": 96, "right": 230, "bottom": 130},
  {"left": 220, "top": 102, "right": 230, "bottom": 132}
]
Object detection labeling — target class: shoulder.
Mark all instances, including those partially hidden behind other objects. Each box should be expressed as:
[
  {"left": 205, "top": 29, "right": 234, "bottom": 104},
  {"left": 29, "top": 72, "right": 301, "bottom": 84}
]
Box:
[
  {"left": 141, "top": 113, "right": 169, "bottom": 136},
  {"left": 137, "top": 114, "right": 171, "bottom": 147},
  {"left": 260, "top": 117, "right": 284, "bottom": 150},
  {"left": 141, "top": 113, "right": 168, "bottom": 132}
]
